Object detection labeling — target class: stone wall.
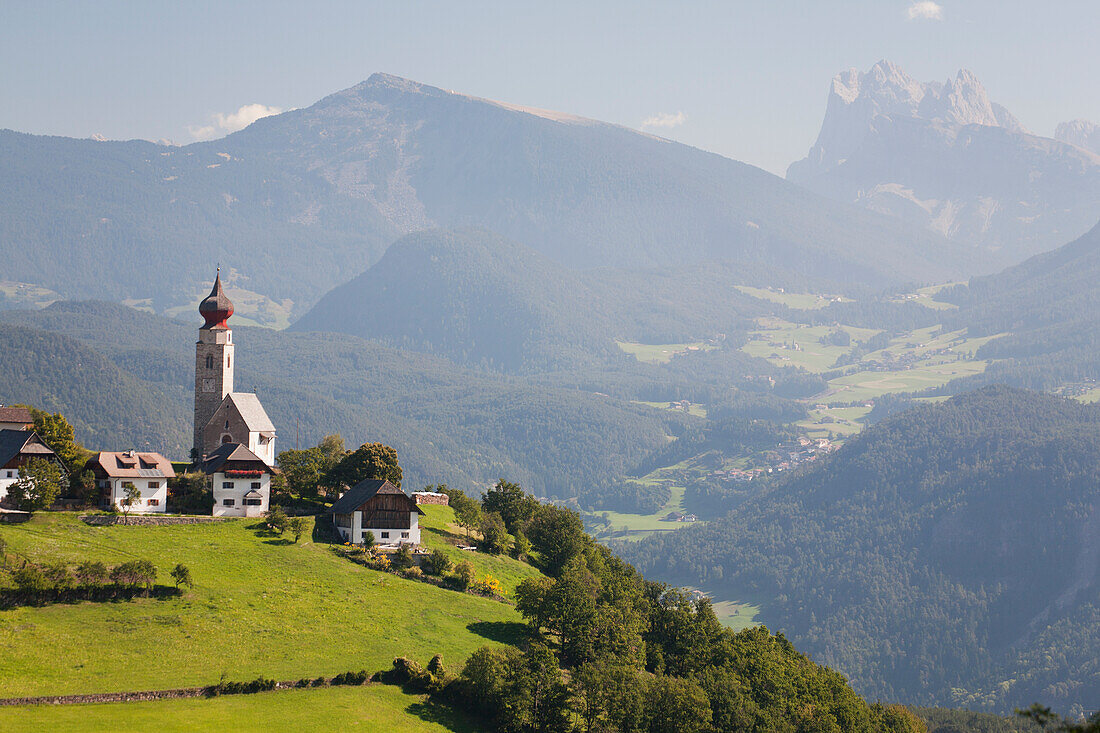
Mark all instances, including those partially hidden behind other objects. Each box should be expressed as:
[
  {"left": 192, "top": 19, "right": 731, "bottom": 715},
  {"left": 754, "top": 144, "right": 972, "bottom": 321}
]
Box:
[
  {"left": 412, "top": 492, "right": 450, "bottom": 506},
  {"left": 80, "top": 514, "right": 232, "bottom": 526}
]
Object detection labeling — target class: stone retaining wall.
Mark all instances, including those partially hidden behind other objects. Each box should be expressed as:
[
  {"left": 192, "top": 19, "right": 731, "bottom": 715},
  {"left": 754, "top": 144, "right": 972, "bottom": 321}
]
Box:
[
  {"left": 412, "top": 492, "right": 450, "bottom": 506},
  {"left": 0, "top": 681, "right": 299, "bottom": 707},
  {"left": 80, "top": 515, "right": 232, "bottom": 526}
]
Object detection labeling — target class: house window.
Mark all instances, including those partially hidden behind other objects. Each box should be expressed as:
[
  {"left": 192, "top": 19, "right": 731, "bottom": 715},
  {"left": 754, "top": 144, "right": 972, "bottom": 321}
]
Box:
[
  {"left": 223, "top": 498, "right": 235, "bottom": 506},
  {"left": 244, "top": 498, "right": 262, "bottom": 506},
  {"left": 401, "top": 532, "right": 409, "bottom": 539},
  {"left": 251, "top": 482, "right": 261, "bottom": 489},
  {"left": 380, "top": 532, "right": 390, "bottom": 539},
  {"left": 4, "top": 470, "right": 12, "bottom": 478},
  {"left": 148, "top": 481, "right": 160, "bottom": 489},
  {"left": 222, "top": 481, "right": 233, "bottom": 489},
  {"left": 205, "top": 355, "right": 214, "bottom": 369},
  {"left": 148, "top": 499, "right": 159, "bottom": 506}
]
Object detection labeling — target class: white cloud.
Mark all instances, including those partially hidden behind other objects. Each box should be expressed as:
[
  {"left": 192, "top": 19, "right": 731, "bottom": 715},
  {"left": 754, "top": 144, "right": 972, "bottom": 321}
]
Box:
[
  {"left": 641, "top": 111, "right": 687, "bottom": 129},
  {"left": 189, "top": 103, "right": 283, "bottom": 140},
  {"left": 906, "top": 1, "right": 944, "bottom": 20}
]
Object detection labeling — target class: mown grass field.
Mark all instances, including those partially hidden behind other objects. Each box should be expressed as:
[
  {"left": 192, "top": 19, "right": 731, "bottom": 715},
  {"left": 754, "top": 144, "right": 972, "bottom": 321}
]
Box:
[
  {"left": 634, "top": 400, "right": 707, "bottom": 418},
  {"left": 0, "top": 512, "right": 526, "bottom": 699},
  {"left": 615, "top": 340, "right": 713, "bottom": 364},
  {"left": 0, "top": 684, "right": 478, "bottom": 733},
  {"left": 734, "top": 285, "right": 848, "bottom": 310},
  {"left": 740, "top": 318, "right": 880, "bottom": 373}
]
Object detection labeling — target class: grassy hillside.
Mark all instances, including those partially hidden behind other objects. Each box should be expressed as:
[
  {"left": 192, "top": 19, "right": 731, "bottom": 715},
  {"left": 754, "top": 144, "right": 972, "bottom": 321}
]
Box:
[
  {"left": 0, "top": 512, "right": 526, "bottom": 697},
  {"left": 0, "top": 685, "right": 478, "bottom": 733}
]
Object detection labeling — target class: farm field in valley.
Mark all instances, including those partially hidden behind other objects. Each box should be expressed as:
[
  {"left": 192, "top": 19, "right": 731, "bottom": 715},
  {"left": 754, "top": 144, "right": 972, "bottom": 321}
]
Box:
[{"left": 615, "top": 340, "right": 714, "bottom": 364}]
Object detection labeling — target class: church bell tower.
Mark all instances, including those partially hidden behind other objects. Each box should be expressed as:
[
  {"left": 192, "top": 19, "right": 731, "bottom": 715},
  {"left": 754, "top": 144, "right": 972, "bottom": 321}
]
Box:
[{"left": 193, "top": 270, "right": 235, "bottom": 461}]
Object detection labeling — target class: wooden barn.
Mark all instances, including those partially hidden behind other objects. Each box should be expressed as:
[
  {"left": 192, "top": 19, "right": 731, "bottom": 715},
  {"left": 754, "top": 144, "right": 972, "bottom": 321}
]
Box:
[{"left": 330, "top": 479, "right": 424, "bottom": 546}]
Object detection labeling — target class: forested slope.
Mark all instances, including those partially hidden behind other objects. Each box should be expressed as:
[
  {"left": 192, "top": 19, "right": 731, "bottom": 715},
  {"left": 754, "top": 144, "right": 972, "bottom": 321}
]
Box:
[
  {"left": 625, "top": 387, "right": 1100, "bottom": 715},
  {"left": 0, "top": 302, "right": 687, "bottom": 496}
]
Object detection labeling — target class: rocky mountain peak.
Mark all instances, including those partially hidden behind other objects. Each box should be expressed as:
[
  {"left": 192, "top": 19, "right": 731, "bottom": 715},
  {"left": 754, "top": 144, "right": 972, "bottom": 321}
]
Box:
[
  {"left": 789, "top": 62, "right": 1024, "bottom": 180},
  {"left": 1055, "top": 119, "right": 1100, "bottom": 155}
]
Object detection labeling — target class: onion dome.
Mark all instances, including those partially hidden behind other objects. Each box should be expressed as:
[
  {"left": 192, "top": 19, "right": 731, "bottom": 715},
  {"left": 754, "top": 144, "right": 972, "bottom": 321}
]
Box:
[{"left": 199, "top": 270, "right": 234, "bottom": 329}]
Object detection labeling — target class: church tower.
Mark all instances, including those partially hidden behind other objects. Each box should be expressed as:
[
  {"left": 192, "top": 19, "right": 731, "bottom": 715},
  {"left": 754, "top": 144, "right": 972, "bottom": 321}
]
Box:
[{"left": 193, "top": 271, "right": 235, "bottom": 461}]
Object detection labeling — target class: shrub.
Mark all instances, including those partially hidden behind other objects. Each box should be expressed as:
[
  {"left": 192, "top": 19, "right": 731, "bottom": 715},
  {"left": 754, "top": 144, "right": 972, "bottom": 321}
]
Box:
[
  {"left": 331, "top": 669, "right": 369, "bottom": 686},
  {"left": 472, "top": 574, "right": 504, "bottom": 597},
  {"left": 392, "top": 544, "right": 414, "bottom": 569},
  {"left": 265, "top": 506, "right": 289, "bottom": 535},
  {"left": 76, "top": 561, "right": 108, "bottom": 586},
  {"left": 452, "top": 560, "right": 476, "bottom": 590},
  {"left": 402, "top": 566, "right": 423, "bottom": 580},
  {"left": 287, "top": 516, "right": 308, "bottom": 542},
  {"left": 208, "top": 676, "right": 277, "bottom": 696},
  {"left": 111, "top": 559, "right": 156, "bottom": 591},
  {"left": 373, "top": 553, "right": 391, "bottom": 572},
  {"left": 295, "top": 678, "right": 311, "bottom": 688},
  {"left": 423, "top": 549, "right": 453, "bottom": 576},
  {"left": 13, "top": 564, "right": 51, "bottom": 595},
  {"left": 311, "top": 677, "right": 326, "bottom": 687},
  {"left": 362, "top": 531, "right": 375, "bottom": 550},
  {"left": 171, "top": 563, "right": 193, "bottom": 590},
  {"left": 43, "top": 562, "right": 74, "bottom": 591},
  {"left": 427, "top": 654, "right": 446, "bottom": 678}
]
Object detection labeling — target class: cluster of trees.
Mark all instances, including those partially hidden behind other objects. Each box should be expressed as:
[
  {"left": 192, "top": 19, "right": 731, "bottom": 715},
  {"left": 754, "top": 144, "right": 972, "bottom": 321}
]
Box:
[
  {"left": 396, "top": 482, "right": 925, "bottom": 732},
  {"left": 626, "top": 386, "right": 1100, "bottom": 715},
  {"left": 1, "top": 552, "right": 191, "bottom": 605},
  {"left": 276, "top": 436, "right": 402, "bottom": 498}
]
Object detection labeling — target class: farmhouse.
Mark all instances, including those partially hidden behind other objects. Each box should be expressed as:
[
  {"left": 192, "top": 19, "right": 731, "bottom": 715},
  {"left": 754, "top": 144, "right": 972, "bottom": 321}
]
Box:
[
  {"left": 331, "top": 479, "right": 423, "bottom": 546},
  {"left": 0, "top": 429, "right": 65, "bottom": 502},
  {"left": 0, "top": 406, "right": 34, "bottom": 431},
  {"left": 86, "top": 450, "right": 176, "bottom": 513},
  {"left": 200, "top": 442, "right": 272, "bottom": 518}
]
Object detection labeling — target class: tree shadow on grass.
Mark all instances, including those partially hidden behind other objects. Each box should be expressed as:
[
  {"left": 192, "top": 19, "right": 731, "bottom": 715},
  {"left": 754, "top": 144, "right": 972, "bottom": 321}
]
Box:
[
  {"left": 406, "top": 698, "right": 482, "bottom": 733},
  {"left": 467, "top": 620, "right": 532, "bottom": 645},
  {"left": 262, "top": 538, "right": 294, "bottom": 546}
]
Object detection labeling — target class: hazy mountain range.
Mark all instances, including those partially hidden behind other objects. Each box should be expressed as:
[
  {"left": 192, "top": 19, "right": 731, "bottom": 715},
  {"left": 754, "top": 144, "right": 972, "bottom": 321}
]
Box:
[
  {"left": 788, "top": 60, "right": 1100, "bottom": 262},
  {"left": 1, "top": 73, "right": 977, "bottom": 323}
]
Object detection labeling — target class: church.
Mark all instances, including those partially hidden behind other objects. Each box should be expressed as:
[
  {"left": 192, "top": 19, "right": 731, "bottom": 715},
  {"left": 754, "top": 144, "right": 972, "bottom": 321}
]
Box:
[{"left": 192, "top": 271, "right": 277, "bottom": 517}]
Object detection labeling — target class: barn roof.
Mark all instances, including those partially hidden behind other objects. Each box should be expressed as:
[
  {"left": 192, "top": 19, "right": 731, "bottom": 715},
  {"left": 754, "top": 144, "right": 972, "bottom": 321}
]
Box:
[
  {"left": 0, "top": 430, "right": 61, "bottom": 469},
  {"left": 330, "top": 479, "right": 423, "bottom": 515}
]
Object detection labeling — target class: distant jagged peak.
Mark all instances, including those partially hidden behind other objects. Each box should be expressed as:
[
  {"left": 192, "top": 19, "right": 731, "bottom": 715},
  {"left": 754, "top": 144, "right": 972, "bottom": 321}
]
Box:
[
  {"left": 1055, "top": 119, "right": 1100, "bottom": 155},
  {"left": 789, "top": 60, "right": 1025, "bottom": 180}
]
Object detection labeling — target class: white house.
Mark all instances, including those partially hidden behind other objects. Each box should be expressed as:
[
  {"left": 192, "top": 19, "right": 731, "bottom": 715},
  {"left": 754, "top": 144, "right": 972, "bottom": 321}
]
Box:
[
  {"left": 86, "top": 451, "right": 176, "bottom": 513},
  {"left": 0, "top": 429, "right": 65, "bottom": 503},
  {"left": 200, "top": 442, "right": 272, "bottom": 518},
  {"left": 330, "top": 479, "right": 423, "bottom": 546}
]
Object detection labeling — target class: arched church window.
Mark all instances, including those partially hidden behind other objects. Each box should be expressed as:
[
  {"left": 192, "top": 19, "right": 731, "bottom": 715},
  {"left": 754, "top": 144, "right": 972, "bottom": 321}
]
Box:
[
  {"left": 227, "top": 356, "right": 231, "bottom": 368},
  {"left": 224, "top": 420, "right": 230, "bottom": 429},
  {"left": 205, "top": 355, "right": 214, "bottom": 369}
]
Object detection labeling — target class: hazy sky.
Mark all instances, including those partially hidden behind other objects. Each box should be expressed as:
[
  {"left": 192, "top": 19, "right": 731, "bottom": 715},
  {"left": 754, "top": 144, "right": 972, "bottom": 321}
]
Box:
[{"left": 2, "top": 1, "right": 1097, "bottom": 175}]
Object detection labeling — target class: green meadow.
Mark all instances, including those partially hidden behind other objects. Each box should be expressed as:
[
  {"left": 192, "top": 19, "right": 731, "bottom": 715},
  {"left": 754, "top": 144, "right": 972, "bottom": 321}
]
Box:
[
  {"left": 0, "top": 684, "right": 479, "bottom": 733},
  {"left": 0, "top": 512, "right": 527, "bottom": 699},
  {"left": 615, "top": 340, "right": 714, "bottom": 364},
  {"left": 734, "top": 285, "right": 848, "bottom": 310}
]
